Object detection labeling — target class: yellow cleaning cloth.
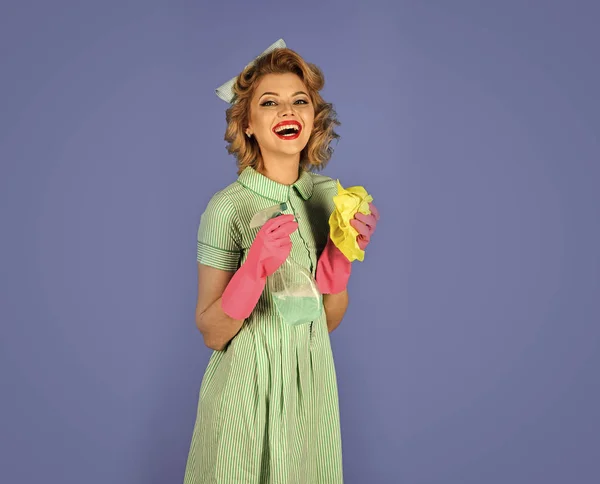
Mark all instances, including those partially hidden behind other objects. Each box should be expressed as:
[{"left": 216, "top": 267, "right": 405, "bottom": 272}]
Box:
[{"left": 329, "top": 180, "right": 373, "bottom": 262}]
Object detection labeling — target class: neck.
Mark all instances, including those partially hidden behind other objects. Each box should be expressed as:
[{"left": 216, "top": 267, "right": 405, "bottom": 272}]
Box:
[{"left": 258, "top": 152, "right": 301, "bottom": 185}]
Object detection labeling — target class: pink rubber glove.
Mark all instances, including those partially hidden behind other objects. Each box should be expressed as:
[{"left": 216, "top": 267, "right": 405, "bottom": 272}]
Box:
[
  {"left": 221, "top": 214, "right": 297, "bottom": 320},
  {"left": 316, "top": 202, "right": 380, "bottom": 294}
]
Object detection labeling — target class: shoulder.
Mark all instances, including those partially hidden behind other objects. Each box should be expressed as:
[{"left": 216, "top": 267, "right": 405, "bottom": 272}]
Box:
[
  {"left": 202, "top": 180, "right": 247, "bottom": 215},
  {"left": 199, "top": 182, "right": 244, "bottom": 236},
  {"left": 202, "top": 187, "right": 233, "bottom": 219},
  {"left": 302, "top": 172, "right": 338, "bottom": 220},
  {"left": 199, "top": 179, "right": 262, "bottom": 240},
  {"left": 308, "top": 171, "right": 338, "bottom": 202},
  {"left": 205, "top": 178, "right": 260, "bottom": 213},
  {"left": 308, "top": 171, "right": 337, "bottom": 189},
  {"left": 197, "top": 183, "right": 244, "bottom": 268}
]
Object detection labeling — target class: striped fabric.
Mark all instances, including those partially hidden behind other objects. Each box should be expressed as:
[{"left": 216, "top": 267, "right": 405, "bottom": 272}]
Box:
[{"left": 184, "top": 166, "right": 343, "bottom": 483}]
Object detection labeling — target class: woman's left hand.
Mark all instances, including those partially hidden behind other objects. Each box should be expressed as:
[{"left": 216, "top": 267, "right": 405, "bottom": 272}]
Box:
[{"left": 350, "top": 202, "right": 380, "bottom": 250}]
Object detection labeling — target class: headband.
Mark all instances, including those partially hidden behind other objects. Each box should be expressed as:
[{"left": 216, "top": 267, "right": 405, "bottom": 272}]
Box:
[{"left": 215, "top": 38, "right": 287, "bottom": 104}]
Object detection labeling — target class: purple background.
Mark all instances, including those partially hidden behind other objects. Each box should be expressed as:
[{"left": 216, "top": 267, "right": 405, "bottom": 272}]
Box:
[{"left": 1, "top": 1, "right": 599, "bottom": 483}]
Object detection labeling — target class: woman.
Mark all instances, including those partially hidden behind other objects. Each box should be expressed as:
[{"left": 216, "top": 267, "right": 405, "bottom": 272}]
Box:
[{"left": 184, "top": 40, "right": 379, "bottom": 483}]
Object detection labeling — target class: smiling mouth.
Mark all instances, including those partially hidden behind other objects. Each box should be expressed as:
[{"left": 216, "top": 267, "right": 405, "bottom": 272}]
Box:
[{"left": 273, "top": 123, "right": 302, "bottom": 140}]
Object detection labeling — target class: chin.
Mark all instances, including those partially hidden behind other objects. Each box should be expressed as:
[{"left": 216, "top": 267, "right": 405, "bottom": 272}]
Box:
[
  {"left": 270, "top": 141, "right": 308, "bottom": 158},
  {"left": 282, "top": 145, "right": 306, "bottom": 156}
]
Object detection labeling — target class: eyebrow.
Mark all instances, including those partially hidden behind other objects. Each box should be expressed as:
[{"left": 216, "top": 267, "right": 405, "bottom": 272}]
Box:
[{"left": 259, "top": 91, "right": 309, "bottom": 99}]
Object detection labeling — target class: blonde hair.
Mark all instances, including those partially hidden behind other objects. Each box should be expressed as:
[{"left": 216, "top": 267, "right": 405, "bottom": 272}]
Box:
[{"left": 223, "top": 48, "right": 340, "bottom": 174}]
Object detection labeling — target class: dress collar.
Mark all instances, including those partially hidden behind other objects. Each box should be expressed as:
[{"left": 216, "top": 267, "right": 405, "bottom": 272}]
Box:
[{"left": 237, "top": 166, "right": 314, "bottom": 202}]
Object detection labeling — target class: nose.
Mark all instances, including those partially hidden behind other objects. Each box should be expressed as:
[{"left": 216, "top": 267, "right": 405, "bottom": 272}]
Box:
[{"left": 278, "top": 101, "right": 295, "bottom": 117}]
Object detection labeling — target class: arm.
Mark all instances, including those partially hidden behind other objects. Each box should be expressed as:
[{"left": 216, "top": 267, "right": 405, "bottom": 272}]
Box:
[
  {"left": 195, "top": 214, "right": 298, "bottom": 351},
  {"left": 195, "top": 263, "right": 245, "bottom": 351},
  {"left": 316, "top": 202, "right": 380, "bottom": 332},
  {"left": 323, "top": 289, "right": 349, "bottom": 333},
  {"left": 195, "top": 193, "right": 244, "bottom": 352}
]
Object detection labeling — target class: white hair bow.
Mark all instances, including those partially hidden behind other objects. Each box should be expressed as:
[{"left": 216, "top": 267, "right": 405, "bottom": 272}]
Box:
[{"left": 215, "top": 38, "right": 287, "bottom": 104}]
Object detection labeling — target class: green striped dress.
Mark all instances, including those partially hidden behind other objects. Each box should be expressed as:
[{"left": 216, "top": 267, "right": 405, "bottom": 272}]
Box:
[{"left": 184, "top": 166, "right": 343, "bottom": 483}]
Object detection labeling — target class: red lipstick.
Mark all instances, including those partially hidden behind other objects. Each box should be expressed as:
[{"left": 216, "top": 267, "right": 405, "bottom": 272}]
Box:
[{"left": 272, "top": 120, "right": 302, "bottom": 140}]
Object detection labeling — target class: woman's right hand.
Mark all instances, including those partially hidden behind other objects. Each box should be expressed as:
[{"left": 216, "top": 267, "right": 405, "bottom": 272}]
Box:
[
  {"left": 246, "top": 214, "right": 298, "bottom": 280},
  {"left": 220, "top": 214, "right": 297, "bottom": 323}
]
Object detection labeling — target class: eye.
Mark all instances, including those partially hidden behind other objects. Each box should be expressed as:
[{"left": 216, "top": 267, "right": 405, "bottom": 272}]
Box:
[{"left": 260, "top": 98, "right": 310, "bottom": 107}]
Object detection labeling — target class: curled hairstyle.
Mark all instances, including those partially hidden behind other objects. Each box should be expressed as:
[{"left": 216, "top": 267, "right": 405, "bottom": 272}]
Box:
[{"left": 224, "top": 48, "right": 340, "bottom": 174}]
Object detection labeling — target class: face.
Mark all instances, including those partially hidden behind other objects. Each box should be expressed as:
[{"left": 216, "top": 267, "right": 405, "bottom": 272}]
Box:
[{"left": 246, "top": 72, "right": 315, "bottom": 161}]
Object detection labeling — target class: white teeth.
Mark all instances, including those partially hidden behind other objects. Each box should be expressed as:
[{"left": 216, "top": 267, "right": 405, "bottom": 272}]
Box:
[{"left": 274, "top": 124, "right": 299, "bottom": 133}]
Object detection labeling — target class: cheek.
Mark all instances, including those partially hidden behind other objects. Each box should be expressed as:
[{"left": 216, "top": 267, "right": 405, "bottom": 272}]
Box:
[
  {"left": 304, "top": 122, "right": 314, "bottom": 139},
  {"left": 302, "top": 113, "right": 314, "bottom": 131},
  {"left": 254, "top": 119, "right": 273, "bottom": 140},
  {"left": 304, "top": 113, "right": 315, "bottom": 134}
]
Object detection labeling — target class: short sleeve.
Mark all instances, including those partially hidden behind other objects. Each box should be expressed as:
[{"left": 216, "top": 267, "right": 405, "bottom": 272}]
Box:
[{"left": 196, "top": 192, "right": 242, "bottom": 272}]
